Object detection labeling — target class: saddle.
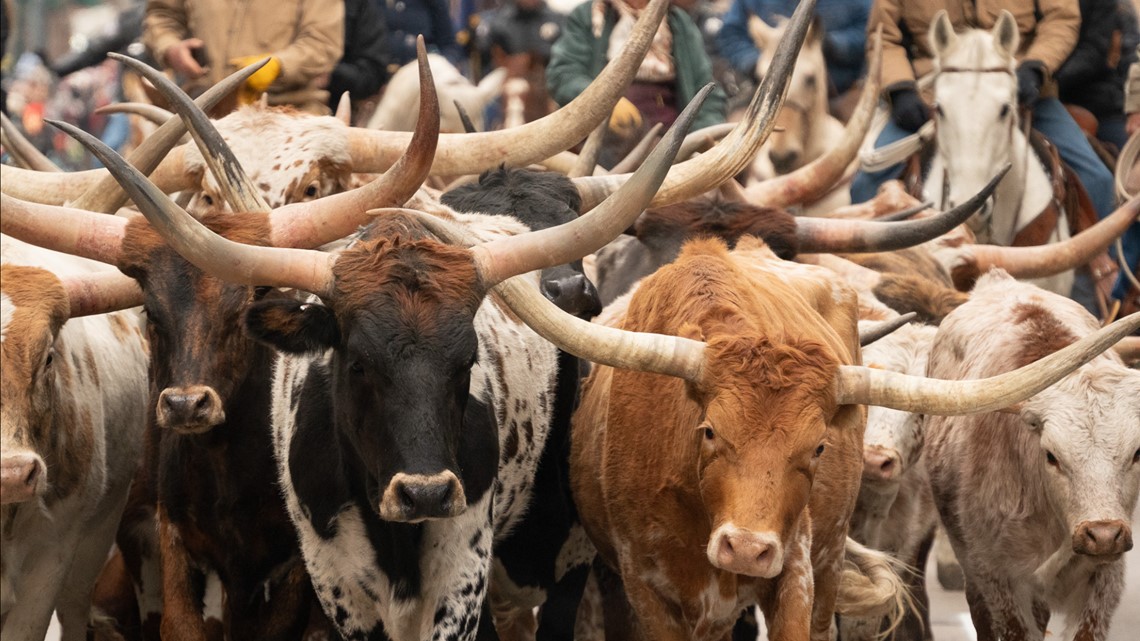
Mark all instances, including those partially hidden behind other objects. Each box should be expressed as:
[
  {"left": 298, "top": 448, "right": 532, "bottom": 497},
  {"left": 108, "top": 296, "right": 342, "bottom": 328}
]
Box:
[{"left": 900, "top": 132, "right": 1122, "bottom": 318}]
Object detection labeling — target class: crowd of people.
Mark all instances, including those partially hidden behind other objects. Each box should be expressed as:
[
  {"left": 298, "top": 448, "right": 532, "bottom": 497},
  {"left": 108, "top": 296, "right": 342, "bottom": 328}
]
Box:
[{"left": 0, "top": 0, "right": 1137, "bottom": 228}]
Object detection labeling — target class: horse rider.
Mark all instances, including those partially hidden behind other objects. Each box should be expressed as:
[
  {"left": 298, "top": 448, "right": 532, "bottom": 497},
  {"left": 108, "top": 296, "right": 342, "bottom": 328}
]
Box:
[{"left": 850, "top": 0, "right": 1115, "bottom": 232}]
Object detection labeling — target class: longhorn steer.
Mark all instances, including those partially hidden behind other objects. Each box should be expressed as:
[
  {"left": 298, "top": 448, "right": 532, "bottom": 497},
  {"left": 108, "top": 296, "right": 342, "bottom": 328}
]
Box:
[
  {"left": 924, "top": 271, "right": 1140, "bottom": 641},
  {"left": 844, "top": 321, "right": 941, "bottom": 641},
  {"left": 53, "top": 84, "right": 705, "bottom": 641},
  {"left": 442, "top": 167, "right": 602, "bottom": 640},
  {"left": 0, "top": 237, "right": 148, "bottom": 641}
]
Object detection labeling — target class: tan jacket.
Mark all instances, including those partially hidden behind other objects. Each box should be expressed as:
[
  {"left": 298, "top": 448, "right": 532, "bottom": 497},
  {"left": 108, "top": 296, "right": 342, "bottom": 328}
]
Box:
[
  {"left": 144, "top": 0, "right": 343, "bottom": 106},
  {"left": 868, "top": 0, "right": 1080, "bottom": 93}
]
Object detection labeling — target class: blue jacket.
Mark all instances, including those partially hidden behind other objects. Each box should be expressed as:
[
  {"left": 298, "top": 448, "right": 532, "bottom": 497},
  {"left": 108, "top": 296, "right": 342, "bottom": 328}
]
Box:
[
  {"left": 378, "top": 0, "right": 464, "bottom": 69},
  {"left": 716, "top": 0, "right": 870, "bottom": 94}
]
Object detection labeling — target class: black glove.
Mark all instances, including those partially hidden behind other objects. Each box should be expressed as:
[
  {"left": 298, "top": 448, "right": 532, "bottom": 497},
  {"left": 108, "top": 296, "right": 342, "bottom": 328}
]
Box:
[
  {"left": 888, "top": 87, "right": 930, "bottom": 133},
  {"left": 1016, "top": 63, "right": 1043, "bottom": 107}
]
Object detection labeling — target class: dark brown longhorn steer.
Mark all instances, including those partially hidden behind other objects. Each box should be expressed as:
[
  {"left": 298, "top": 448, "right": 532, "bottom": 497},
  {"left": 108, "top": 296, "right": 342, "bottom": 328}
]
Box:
[
  {"left": 1, "top": 239, "right": 147, "bottom": 641},
  {"left": 56, "top": 77, "right": 718, "bottom": 640},
  {"left": 408, "top": 217, "right": 1139, "bottom": 641}
]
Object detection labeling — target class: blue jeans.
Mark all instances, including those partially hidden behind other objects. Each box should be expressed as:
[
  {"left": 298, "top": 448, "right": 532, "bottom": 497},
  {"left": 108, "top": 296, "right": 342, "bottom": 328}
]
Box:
[{"left": 851, "top": 97, "right": 1136, "bottom": 299}]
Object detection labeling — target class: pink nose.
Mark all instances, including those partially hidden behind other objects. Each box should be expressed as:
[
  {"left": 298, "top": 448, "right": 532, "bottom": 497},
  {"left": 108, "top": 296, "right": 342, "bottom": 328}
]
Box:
[
  {"left": 709, "top": 526, "right": 783, "bottom": 578},
  {"left": 1073, "top": 520, "right": 1133, "bottom": 557},
  {"left": 863, "top": 447, "right": 901, "bottom": 481},
  {"left": 1, "top": 453, "right": 45, "bottom": 504}
]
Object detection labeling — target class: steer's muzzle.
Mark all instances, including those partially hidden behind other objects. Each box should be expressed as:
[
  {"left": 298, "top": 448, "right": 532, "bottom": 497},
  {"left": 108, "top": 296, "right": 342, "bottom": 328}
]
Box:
[
  {"left": 707, "top": 524, "right": 784, "bottom": 578},
  {"left": 156, "top": 386, "right": 226, "bottom": 433},
  {"left": 541, "top": 269, "right": 602, "bottom": 319},
  {"left": 1, "top": 452, "right": 46, "bottom": 504},
  {"left": 379, "top": 471, "right": 466, "bottom": 522},
  {"left": 1073, "top": 520, "right": 1133, "bottom": 557},
  {"left": 862, "top": 446, "right": 902, "bottom": 482}
]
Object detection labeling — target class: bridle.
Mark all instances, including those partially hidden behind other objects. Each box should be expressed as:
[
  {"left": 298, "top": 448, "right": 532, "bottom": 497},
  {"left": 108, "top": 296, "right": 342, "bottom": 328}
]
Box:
[{"left": 930, "top": 65, "right": 1026, "bottom": 239}]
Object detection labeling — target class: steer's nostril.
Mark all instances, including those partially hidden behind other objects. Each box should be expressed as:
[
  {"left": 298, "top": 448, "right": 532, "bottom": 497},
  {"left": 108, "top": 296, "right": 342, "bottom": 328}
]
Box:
[
  {"left": 23, "top": 464, "right": 38, "bottom": 487},
  {"left": 542, "top": 280, "right": 562, "bottom": 301},
  {"left": 880, "top": 459, "right": 895, "bottom": 474},
  {"left": 398, "top": 483, "right": 415, "bottom": 511}
]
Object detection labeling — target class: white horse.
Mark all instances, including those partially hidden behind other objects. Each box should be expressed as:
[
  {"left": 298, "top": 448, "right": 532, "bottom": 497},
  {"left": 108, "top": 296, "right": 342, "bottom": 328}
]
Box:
[
  {"left": 746, "top": 15, "right": 848, "bottom": 214},
  {"left": 924, "top": 10, "right": 1072, "bottom": 295}
]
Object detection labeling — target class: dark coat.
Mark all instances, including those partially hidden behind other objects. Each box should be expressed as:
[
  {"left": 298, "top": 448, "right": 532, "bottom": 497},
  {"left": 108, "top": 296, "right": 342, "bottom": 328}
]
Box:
[
  {"left": 379, "top": 0, "right": 463, "bottom": 69},
  {"left": 1056, "top": 0, "right": 1137, "bottom": 119},
  {"left": 328, "top": 0, "right": 391, "bottom": 107},
  {"left": 546, "top": 1, "right": 727, "bottom": 130}
]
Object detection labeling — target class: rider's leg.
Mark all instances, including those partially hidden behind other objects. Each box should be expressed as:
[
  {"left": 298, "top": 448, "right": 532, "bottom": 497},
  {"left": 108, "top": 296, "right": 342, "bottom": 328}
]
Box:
[
  {"left": 1031, "top": 97, "right": 1114, "bottom": 218},
  {"left": 1095, "top": 114, "right": 1128, "bottom": 151},
  {"left": 850, "top": 115, "right": 913, "bottom": 203},
  {"left": 1033, "top": 98, "right": 1137, "bottom": 302}
]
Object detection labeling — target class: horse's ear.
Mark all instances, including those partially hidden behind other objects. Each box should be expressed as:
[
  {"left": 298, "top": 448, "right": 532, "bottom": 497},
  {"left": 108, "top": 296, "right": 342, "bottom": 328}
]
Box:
[
  {"left": 929, "top": 11, "right": 957, "bottom": 57},
  {"left": 992, "top": 11, "right": 1020, "bottom": 59},
  {"left": 748, "top": 15, "right": 775, "bottom": 47}
]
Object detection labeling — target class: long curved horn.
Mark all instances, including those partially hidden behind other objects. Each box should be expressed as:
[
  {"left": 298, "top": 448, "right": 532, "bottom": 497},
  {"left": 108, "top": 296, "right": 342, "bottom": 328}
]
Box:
[
  {"left": 569, "top": 121, "right": 608, "bottom": 178},
  {"left": 0, "top": 194, "right": 129, "bottom": 265},
  {"left": 1, "top": 112, "right": 61, "bottom": 171},
  {"left": 960, "top": 196, "right": 1139, "bottom": 279},
  {"left": 836, "top": 312, "right": 1140, "bottom": 414},
  {"left": 52, "top": 120, "right": 335, "bottom": 298},
  {"left": 268, "top": 39, "right": 440, "bottom": 247},
  {"left": 609, "top": 122, "right": 665, "bottom": 174},
  {"left": 63, "top": 271, "right": 145, "bottom": 317},
  {"left": 744, "top": 27, "right": 882, "bottom": 207},
  {"left": 795, "top": 166, "right": 1007, "bottom": 253},
  {"left": 876, "top": 201, "right": 933, "bottom": 222},
  {"left": 110, "top": 52, "right": 272, "bottom": 214},
  {"left": 2, "top": 61, "right": 263, "bottom": 211},
  {"left": 345, "top": 0, "right": 669, "bottom": 175},
  {"left": 571, "top": 0, "right": 820, "bottom": 212},
  {"left": 400, "top": 209, "right": 708, "bottom": 381},
  {"left": 470, "top": 85, "right": 710, "bottom": 286},
  {"left": 95, "top": 102, "right": 176, "bottom": 126},
  {"left": 859, "top": 313, "right": 917, "bottom": 346}
]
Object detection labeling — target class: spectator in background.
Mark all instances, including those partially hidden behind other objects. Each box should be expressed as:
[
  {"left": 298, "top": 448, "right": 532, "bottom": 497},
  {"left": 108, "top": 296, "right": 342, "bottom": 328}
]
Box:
[
  {"left": 1, "top": 0, "right": 12, "bottom": 116},
  {"left": 327, "top": 0, "right": 391, "bottom": 112},
  {"left": 50, "top": 3, "right": 147, "bottom": 78},
  {"left": 716, "top": 0, "right": 871, "bottom": 96},
  {"left": 477, "top": 0, "right": 565, "bottom": 123},
  {"left": 1055, "top": 0, "right": 1138, "bottom": 150},
  {"left": 143, "top": 0, "right": 343, "bottom": 114},
  {"left": 382, "top": 0, "right": 464, "bottom": 72},
  {"left": 546, "top": 0, "right": 726, "bottom": 141}
]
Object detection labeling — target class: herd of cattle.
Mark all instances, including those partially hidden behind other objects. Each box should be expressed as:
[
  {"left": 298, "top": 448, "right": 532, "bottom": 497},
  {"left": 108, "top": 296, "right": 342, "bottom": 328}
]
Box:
[{"left": 2, "top": 1, "right": 1139, "bottom": 641}]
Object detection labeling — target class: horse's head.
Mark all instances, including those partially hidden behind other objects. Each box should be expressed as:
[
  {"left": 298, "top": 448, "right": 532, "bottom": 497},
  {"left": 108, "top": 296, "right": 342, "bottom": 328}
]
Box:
[
  {"left": 929, "top": 10, "right": 1019, "bottom": 223},
  {"left": 750, "top": 15, "right": 827, "bottom": 174}
]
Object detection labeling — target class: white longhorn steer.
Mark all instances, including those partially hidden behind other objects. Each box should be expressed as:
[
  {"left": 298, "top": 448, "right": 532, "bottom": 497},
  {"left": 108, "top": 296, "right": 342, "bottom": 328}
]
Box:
[
  {"left": 0, "top": 235, "right": 148, "bottom": 641},
  {"left": 925, "top": 270, "right": 1140, "bottom": 641}
]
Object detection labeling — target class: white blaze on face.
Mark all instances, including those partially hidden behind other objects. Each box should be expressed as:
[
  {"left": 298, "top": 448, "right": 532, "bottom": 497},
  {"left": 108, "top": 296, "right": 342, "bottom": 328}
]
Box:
[{"left": 1, "top": 292, "right": 14, "bottom": 344}]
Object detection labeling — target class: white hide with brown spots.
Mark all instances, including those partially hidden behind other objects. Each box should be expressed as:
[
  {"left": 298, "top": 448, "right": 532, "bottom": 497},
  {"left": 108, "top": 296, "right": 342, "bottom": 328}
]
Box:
[
  {"left": 925, "top": 271, "right": 1140, "bottom": 641},
  {"left": 0, "top": 235, "right": 148, "bottom": 641}
]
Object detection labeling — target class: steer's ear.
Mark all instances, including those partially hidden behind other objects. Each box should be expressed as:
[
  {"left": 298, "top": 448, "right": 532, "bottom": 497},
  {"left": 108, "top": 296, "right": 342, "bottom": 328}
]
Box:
[{"left": 245, "top": 299, "right": 340, "bottom": 354}]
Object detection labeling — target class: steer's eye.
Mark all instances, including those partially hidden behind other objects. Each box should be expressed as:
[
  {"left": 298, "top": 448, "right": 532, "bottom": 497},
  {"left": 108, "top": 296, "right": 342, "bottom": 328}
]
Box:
[
  {"left": 999, "top": 103, "right": 1011, "bottom": 119},
  {"left": 304, "top": 184, "right": 319, "bottom": 198},
  {"left": 814, "top": 443, "right": 825, "bottom": 458},
  {"left": 703, "top": 426, "right": 715, "bottom": 441},
  {"left": 1045, "top": 451, "right": 1058, "bottom": 466},
  {"left": 934, "top": 104, "right": 944, "bottom": 118},
  {"left": 44, "top": 352, "right": 53, "bottom": 368},
  {"left": 202, "top": 194, "right": 214, "bottom": 206},
  {"left": 349, "top": 360, "right": 365, "bottom": 374}
]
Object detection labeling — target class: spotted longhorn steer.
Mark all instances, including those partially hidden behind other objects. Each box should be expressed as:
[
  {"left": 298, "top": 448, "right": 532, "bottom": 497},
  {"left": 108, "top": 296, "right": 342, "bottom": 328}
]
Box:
[
  {"left": 0, "top": 237, "right": 148, "bottom": 641},
  {"left": 843, "top": 321, "right": 941, "bottom": 641},
  {"left": 924, "top": 271, "right": 1140, "bottom": 641},
  {"left": 441, "top": 167, "right": 603, "bottom": 640},
  {"left": 369, "top": 54, "right": 508, "bottom": 134}
]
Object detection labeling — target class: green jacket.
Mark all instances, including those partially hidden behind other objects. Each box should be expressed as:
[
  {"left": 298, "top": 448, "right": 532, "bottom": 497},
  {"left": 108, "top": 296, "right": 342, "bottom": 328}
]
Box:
[{"left": 546, "top": 2, "right": 727, "bottom": 131}]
